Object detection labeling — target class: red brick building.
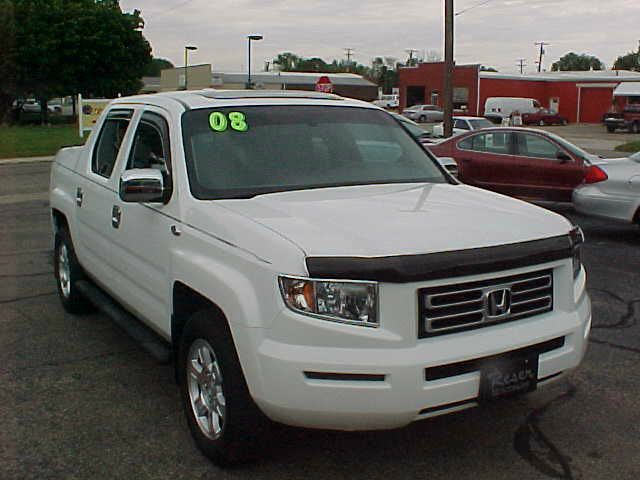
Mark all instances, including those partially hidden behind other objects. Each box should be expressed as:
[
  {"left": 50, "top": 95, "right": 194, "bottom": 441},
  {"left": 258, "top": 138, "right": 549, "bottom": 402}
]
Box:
[{"left": 398, "top": 62, "right": 640, "bottom": 123}]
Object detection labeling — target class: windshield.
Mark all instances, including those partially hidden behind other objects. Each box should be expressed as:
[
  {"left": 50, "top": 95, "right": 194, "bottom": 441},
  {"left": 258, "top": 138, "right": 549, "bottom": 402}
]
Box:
[
  {"left": 468, "top": 118, "right": 493, "bottom": 130},
  {"left": 544, "top": 131, "right": 594, "bottom": 162},
  {"left": 181, "top": 106, "right": 446, "bottom": 199}
]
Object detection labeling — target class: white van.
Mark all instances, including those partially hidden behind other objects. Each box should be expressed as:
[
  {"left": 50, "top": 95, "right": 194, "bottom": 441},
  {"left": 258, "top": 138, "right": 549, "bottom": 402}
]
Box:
[
  {"left": 373, "top": 94, "right": 399, "bottom": 109},
  {"left": 484, "top": 97, "right": 541, "bottom": 123}
]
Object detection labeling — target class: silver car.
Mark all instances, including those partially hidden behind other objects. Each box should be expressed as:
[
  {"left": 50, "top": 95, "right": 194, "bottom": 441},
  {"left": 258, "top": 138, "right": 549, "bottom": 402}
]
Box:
[
  {"left": 402, "top": 104, "right": 444, "bottom": 123},
  {"left": 573, "top": 151, "right": 640, "bottom": 224}
]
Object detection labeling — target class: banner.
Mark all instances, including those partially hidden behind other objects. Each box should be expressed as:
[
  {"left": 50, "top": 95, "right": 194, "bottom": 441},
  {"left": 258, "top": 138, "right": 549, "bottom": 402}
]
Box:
[{"left": 78, "top": 94, "right": 112, "bottom": 137}]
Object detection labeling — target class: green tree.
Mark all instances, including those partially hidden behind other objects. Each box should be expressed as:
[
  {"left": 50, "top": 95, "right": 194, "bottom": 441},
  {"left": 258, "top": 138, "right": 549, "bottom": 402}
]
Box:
[
  {"left": 0, "top": 0, "right": 16, "bottom": 123},
  {"left": 10, "top": 0, "right": 152, "bottom": 124},
  {"left": 551, "top": 52, "right": 604, "bottom": 71},
  {"left": 613, "top": 50, "right": 640, "bottom": 71},
  {"left": 143, "top": 57, "right": 174, "bottom": 77}
]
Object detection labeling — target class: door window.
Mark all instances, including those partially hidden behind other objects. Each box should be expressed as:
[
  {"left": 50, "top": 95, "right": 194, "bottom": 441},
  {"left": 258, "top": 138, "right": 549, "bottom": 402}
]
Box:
[
  {"left": 92, "top": 109, "right": 133, "bottom": 178},
  {"left": 126, "top": 112, "right": 171, "bottom": 172},
  {"left": 517, "top": 133, "right": 563, "bottom": 160},
  {"left": 459, "top": 132, "right": 511, "bottom": 155},
  {"left": 454, "top": 119, "right": 470, "bottom": 130}
]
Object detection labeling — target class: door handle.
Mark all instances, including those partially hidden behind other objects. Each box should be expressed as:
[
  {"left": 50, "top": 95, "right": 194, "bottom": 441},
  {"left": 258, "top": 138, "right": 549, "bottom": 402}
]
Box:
[
  {"left": 76, "top": 187, "right": 84, "bottom": 207},
  {"left": 111, "top": 205, "right": 122, "bottom": 229}
]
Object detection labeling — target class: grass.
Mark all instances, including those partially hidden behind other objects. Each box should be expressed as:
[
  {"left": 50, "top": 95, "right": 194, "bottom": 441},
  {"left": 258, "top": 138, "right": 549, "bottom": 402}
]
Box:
[
  {"left": 0, "top": 124, "right": 87, "bottom": 159},
  {"left": 615, "top": 140, "right": 640, "bottom": 153}
]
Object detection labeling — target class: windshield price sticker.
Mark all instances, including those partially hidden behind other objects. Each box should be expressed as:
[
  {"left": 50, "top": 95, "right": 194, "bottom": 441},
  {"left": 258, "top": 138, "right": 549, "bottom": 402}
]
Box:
[{"left": 209, "top": 112, "right": 248, "bottom": 132}]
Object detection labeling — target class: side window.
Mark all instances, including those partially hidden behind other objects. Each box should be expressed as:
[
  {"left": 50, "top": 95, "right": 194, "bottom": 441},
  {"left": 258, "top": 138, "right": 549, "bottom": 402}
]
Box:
[
  {"left": 126, "top": 112, "right": 171, "bottom": 173},
  {"left": 454, "top": 119, "right": 470, "bottom": 130},
  {"left": 92, "top": 109, "right": 133, "bottom": 178},
  {"left": 460, "top": 132, "right": 511, "bottom": 155},
  {"left": 517, "top": 133, "right": 561, "bottom": 160}
]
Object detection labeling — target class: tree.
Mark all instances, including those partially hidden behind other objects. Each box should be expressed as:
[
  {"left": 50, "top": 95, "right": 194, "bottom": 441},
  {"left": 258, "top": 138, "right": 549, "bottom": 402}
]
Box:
[
  {"left": 143, "top": 58, "right": 175, "bottom": 77},
  {"left": 0, "top": 0, "right": 16, "bottom": 124},
  {"left": 613, "top": 50, "right": 640, "bottom": 72},
  {"left": 551, "top": 52, "right": 604, "bottom": 71},
  {"left": 9, "top": 0, "right": 152, "bottom": 123}
]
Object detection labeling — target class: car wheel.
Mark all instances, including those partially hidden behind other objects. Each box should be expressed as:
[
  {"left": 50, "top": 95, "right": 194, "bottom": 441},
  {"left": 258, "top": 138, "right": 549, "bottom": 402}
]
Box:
[
  {"left": 562, "top": 119, "right": 568, "bottom": 126},
  {"left": 632, "top": 122, "right": 640, "bottom": 134},
  {"left": 179, "top": 310, "right": 270, "bottom": 466},
  {"left": 54, "top": 229, "right": 93, "bottom": 314},
  {"left": 538, "top": 120, "right": 545, "bottom": 126},
  {"left": 419, "top": 115, "right": 426, "bottom": 123},
  {"left": 606, "top": 125, "right": 616, "bottom": 133}
]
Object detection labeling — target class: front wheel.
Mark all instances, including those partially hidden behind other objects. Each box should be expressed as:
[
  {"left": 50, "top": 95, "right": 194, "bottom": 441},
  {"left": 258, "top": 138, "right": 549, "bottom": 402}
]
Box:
[
  {"left": 561, "top": 119, "right": 568, "bottom": 126},
  {"left": 178, "top": 311, "right": 270, "bottom": 466},
  {"left": 538, "top": 120, "right": 545, "bottom": 126},
  {"left": 419, "top": 115, "right": 426, "bottom": 123},
  {"left": 632, "top": 122, "right": 640, "bottom": 134}
]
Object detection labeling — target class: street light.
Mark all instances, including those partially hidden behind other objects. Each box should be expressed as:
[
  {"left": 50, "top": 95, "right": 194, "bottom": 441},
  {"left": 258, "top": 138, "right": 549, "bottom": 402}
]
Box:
[
  {"left": 184, "top": 45, "right": 198, "bottom": 90},
  {"left": 246, "top": 34, "right": 263, "bottom": 89}
]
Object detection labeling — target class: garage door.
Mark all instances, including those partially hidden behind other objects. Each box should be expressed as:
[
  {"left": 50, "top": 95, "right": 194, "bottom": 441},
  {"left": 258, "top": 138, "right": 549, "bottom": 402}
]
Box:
[{"left": 579, "top": 87, "right": 614, "bottom": 123}]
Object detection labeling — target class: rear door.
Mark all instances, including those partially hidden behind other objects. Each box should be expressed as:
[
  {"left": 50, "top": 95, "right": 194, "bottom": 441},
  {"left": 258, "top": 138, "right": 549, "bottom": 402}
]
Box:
[
  {"left": 455, "top": 131, "right": 519, "bottom": 195},
  {"left": 513, "top": 132, "right": 585, "bottom": 201}
]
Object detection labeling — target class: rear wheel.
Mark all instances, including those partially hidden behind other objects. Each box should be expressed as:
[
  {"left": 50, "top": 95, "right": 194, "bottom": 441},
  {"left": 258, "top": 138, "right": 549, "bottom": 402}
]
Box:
[
  {"left": 606, "top": 125, "right": 616, "bottom": 133},
  {"left": 561, "top": 119, "right": 568, "bottom": 126},
  {"left": 538, "top": 120, "right": 545, "bottom": 126},
  {"left": 632, "top": 122, "right": 640, "bottom": 134},
  {"left": 54, "top": 229, "right": 93, "bottom": 314},
  {"left": 178, "top": 310, "right": 270, "bottom": 466},
  {"left": 419, "top": 115, "right": 426, "bottom": 123}
]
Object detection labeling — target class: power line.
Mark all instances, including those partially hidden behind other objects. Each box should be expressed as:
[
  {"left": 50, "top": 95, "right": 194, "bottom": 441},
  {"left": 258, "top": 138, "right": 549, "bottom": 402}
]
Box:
[
  {"left": 535, "top": 41, "right": 550, "bottom": 72},
  {"left": 517, "top": 58, "right": 527, "bottom": 74},
  {"left": 455, "top": 0, "right": 494, "bottom": 17},
  {"left": 344, "top": 48, "right": 354, "bottom": 71}
]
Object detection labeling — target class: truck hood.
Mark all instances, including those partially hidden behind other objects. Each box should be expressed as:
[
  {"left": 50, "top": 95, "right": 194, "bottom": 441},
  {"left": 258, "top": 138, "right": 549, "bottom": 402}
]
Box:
[{"left": 216, "top": 183, "right": 571, "bottom": 257}]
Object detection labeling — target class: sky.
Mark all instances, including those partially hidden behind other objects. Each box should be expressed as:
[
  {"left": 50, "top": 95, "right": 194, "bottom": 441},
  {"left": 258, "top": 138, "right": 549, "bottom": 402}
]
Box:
[{"left": 121, "top": 0, "right": 640, "bottom": 74}]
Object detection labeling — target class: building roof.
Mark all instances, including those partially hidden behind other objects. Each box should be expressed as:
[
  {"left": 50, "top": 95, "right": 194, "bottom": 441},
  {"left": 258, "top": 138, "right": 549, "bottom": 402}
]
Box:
[
  {"left": 613, "top": 81, "right": 640, "bottom": 96},
  {"left": 214, "top": 71, "right": 377, "bottom": 87},
  {"left": 480, "top": 70, "right": 640, "bottom": 82}
]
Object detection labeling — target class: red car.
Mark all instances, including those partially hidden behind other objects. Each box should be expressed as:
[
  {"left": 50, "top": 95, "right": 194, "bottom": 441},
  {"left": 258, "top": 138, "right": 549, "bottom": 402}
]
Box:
[
  {"left": 521, "top": 109, "right": 568, "bottom": 126},
  {"left": 428, "top": 127, "right": 605, "bottom": 202}
]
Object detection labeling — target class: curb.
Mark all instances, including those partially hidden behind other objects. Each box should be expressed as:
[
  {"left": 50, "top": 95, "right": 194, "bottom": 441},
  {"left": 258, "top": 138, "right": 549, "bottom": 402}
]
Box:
[{"left": 0, "top": 156, "right": 54, "bottom": 165}]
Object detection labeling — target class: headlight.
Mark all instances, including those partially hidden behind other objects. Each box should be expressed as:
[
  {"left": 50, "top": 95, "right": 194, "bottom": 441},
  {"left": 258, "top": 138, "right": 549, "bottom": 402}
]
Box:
[
  {"left": 278, "top": 276, "right": 378, "bottom": 327},
  {"left": 569, "top": 226, "right": 584, "bottom": 279}
]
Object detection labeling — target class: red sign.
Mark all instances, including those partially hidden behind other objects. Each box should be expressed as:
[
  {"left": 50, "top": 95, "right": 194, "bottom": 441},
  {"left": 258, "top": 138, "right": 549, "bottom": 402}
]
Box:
[{"left": 315, "top": 76, "right": 333, "bottom": 93}]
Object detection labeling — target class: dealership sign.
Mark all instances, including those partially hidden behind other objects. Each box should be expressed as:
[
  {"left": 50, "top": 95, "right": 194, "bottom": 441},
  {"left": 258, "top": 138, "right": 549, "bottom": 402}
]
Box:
[{"left": 78, "top": 94, "right": 112, "bottom": 137}]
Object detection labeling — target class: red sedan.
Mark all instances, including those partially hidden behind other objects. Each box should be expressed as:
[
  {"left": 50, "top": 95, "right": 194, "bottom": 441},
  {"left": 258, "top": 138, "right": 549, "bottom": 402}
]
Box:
[
  {"left": 521, "top": 109, "right": 568, "bottom": 126},
  {"left": 428, "top": 127, "right": 606, "bottom": 202}
]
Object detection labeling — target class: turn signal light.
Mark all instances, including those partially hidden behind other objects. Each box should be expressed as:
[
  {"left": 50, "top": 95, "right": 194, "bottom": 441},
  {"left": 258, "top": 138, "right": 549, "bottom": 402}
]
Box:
[{"left": 584, "top": 165, "right": 608, "bottom": 184}]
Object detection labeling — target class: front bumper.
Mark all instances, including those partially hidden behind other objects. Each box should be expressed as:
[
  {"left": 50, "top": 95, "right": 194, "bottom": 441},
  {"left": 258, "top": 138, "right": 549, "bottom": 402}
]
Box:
[{"left": 252, "top": 272, "right": 591, "bottom": 430}]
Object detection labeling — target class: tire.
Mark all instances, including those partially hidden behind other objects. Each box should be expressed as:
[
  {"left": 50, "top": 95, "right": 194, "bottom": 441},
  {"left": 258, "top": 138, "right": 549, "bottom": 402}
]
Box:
[
  {"left": 606, "top": 125, "right": 615, "bottom": 133},
  {"left": 561, "top": 119, "right": 568, "bottom": 126},
  {"left": 54, "top": 228, "right": 93, "bottom": 314},
  {"left": 538, "top": 120, "right": 545, "bottom": 126},
  {"left": 419, "top": 115, "right": 426, "bottom": 123},
  {"left": 632, "top": 122, "right": 640, "bottom": 134},
  {"left": 178, "top": 310, "right": 270, "bottom": 466}
]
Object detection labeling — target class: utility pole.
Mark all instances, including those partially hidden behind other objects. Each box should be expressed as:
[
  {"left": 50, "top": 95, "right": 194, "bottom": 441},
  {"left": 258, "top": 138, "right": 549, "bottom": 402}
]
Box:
[
  {"left": 535, "top": 42, "right": 550, "bottom": 72},
  {"left": 517, "top": 58, "right": 526, "bottom": 74},
  {"left": 405, "top": 48, "right": 418, "bottom": 66},
  {"left": 443, "top": 0, "right": 454, "bottom": 138},
  {"left": 344, "top": 48, "right": 354, "bottom": 72}
]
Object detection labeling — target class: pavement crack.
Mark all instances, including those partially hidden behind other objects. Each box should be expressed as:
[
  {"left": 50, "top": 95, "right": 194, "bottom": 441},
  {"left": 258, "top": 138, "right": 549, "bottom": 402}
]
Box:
[
  {"left": 0, "top": 271, "right": 52, "bottom": 278},
  {"left": 513, "top": 384, "right": 578, "bottom": 479},
  {"left": 589, "top": 288, "right": 639, "bottom": 330},
  {"left": 0, "top": 291, "right": 57, "bottom": 304},
  {"left": 589, "top": 338, "right": 640, "bottom": 354}
]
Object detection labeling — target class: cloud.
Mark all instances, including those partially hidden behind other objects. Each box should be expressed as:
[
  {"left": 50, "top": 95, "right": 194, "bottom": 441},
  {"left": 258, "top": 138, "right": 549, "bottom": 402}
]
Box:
[{"left": 121, "top": 0, "right": 640, "bottom": 73}]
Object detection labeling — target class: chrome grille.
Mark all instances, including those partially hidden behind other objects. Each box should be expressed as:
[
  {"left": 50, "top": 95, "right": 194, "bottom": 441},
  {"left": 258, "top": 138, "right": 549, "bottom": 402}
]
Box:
[{"left": 418, "top": 269, "right": 553, "bottom": 337}]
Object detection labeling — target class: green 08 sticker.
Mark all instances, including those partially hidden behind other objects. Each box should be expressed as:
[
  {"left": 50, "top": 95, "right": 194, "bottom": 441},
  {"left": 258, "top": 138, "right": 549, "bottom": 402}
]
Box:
[{"left": 209, "top": 111, "right": 248, "bottom": 132}]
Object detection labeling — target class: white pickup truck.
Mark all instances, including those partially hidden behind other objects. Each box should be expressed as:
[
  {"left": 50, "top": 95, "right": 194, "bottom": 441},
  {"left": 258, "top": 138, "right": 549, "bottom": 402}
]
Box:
[{"left": 49, "top": 90, "right": 591, "bottom": 465}]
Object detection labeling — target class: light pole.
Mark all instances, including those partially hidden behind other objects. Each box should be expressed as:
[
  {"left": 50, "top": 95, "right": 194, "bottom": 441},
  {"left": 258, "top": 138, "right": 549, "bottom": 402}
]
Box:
[
  {"left": 246, "top": 34, "right": 263, "bottom": 89},
  {"left": 184, "top": 45, "right": 197, "bottom": 90}
]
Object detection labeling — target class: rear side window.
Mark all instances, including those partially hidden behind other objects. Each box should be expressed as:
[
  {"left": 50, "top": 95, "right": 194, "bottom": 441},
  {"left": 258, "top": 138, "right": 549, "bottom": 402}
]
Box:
[
  {"left": 92, "top": 109, "right": 133, "bottom": 178},
  {"left": 459, "top": 132, "right": 511, "bottom": 155}
]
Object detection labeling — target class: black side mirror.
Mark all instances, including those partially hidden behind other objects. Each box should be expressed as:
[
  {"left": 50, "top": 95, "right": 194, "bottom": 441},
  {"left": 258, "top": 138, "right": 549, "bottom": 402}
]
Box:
[{"left": 556, "top": 151, "right": 572, "bottom": 163}]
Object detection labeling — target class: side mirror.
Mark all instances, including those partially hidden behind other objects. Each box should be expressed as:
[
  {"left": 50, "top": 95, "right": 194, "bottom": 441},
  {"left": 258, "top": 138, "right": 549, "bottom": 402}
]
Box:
[
  {"left": 556, "top": 151, "right": 572, "bottom": 163},
  {"left": 119, "top": 168, "right": 167, "bottom": 203}
]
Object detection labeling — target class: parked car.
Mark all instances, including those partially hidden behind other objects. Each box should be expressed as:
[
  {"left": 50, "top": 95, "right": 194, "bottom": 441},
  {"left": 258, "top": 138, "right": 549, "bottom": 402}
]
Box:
[
  {"left": 428, "top": 127, "right": 599, "bottom": 202},
  {"left": 50, "top": 90, "right": 590, "bottom": 465},
  {"left": 573, "top": 151, "right": 640, "bottom": 224},
  {"left": 432, "top": 116, "right": 494, "bottom": 137},
  {"left": 521, "top": 109, "right": 568, "bottom": 126},
  {"left": 402, "top": 104, "right": 444, "bottom": 123},
  {"left": 484, "top": 97, "right": 542, "bottom": 124},
  {"left": 604, "top": 104, "right": 640, "bottom": 133},
  {"left": 373, "top": 94, "right": 399, "bottom": 109}
]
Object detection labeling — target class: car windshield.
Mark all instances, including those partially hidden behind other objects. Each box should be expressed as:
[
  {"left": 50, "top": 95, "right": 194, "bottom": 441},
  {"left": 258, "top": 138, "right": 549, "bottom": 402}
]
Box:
[
  {"left": 468, "top": 119, "right": 493, "bottom": 130},
  {"left": 181, "top": 106, "right": 446, "bottom": 199},
  {"left": 543, "top": 131, "right": 594, "bottom": 162}
]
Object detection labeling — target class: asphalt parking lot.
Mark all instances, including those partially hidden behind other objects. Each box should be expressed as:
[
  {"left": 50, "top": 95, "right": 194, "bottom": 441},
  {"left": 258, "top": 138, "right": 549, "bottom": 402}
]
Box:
[{"left": 1, "top": 160, "right": 639, "bottom": 479}]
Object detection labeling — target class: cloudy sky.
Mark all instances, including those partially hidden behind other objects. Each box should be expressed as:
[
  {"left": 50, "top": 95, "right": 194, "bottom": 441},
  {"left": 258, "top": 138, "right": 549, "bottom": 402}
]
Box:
[{"left": 121, "top": 0, "right": 639, "bottom": 74}]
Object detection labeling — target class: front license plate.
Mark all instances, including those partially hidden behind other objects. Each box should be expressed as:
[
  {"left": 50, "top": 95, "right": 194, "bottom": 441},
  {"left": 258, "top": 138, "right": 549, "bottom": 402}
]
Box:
[{"left": 479, "top": 355, "right": 538, "bottom": 402}]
